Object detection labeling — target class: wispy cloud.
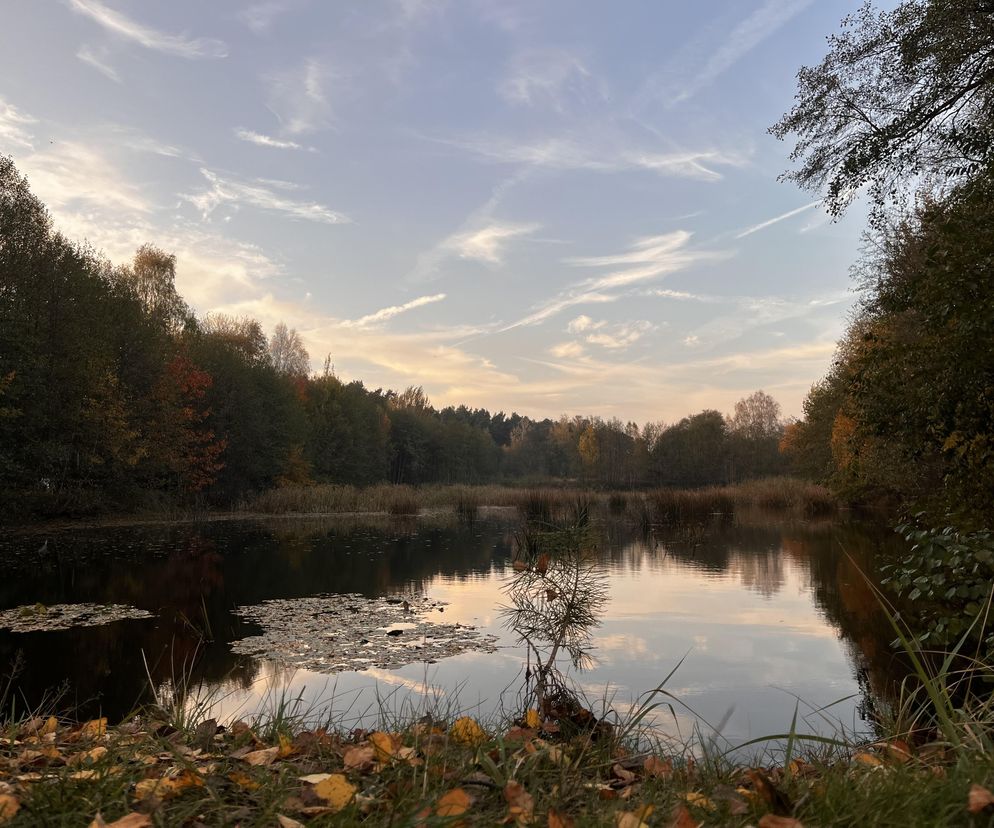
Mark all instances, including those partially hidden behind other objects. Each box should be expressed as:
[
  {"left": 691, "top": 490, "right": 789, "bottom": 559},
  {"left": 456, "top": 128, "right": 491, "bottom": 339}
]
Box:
[
  {"left": 76, "top": 44, "right": 121, "bottom": 82},
  {"left": 445, "top": 221, "right": 539, "bottom": 264},
  {"left": 0, "top": 97, "right": 36, "bottom": 150},
  {"left": 735, "top": 200, "right": 821, "bottom": 239},
  {"left": 234, "top": 128, "right": 311, "bottom": 151},
  {"left": 67, "top": 0, "right": 228, "bottom": 59},
  {"left": 343, "top": 293, "right": 447, "bottom": 328},
  {"left": 502, "top": 231, "right": 729, "bottom": 331},
  {"left": 499, "top": 48, "right": 605, "bottom": 111},
  {"left": 441, "top": 135, "right": 744, "bottom": 181},
  {"left": 184, "top": 169, "right": 350, "bottom": 224},
  {"left": 266, "top": 58, "right": 333, "bottom": 135},
  {"left": 635, "top": 0, "right": 812, "bottom": 109},
  {"left": 561, "top": 316, "right": 654, "bottom": 352}
]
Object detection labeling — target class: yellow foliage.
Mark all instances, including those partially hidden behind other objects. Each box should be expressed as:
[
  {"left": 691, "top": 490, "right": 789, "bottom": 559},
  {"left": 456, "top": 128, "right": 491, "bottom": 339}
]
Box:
[{"left": 312, "top": 774, "right": 356, "bottom": 812}]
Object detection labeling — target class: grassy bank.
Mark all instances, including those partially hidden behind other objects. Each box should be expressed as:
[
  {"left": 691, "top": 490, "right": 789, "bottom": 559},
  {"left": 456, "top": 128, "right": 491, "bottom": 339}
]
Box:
[
  {"left": 246, "top": 477, "right": 837, "bottom": 523},
  {"left": 2, "top": 690, "right": 993, "bottom": 827}
]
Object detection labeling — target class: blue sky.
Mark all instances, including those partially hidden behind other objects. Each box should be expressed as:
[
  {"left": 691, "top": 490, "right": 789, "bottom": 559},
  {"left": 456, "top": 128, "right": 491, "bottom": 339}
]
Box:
[{"left": 0, "top": 0, "right": 872, "bottom": 422}]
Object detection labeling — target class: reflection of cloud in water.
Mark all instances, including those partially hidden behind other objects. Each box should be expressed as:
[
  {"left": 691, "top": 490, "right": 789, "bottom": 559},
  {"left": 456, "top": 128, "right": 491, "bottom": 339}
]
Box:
[
  {"left": 590, "top": 633, "right": 651, "bottom": 665},
  {"left": 361, "top": 667, "right": 446, "bottom": 696}
]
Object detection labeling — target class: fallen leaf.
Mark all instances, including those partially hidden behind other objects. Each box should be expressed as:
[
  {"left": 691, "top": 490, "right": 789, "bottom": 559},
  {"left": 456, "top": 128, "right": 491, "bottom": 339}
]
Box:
[
  {"left": 666, "top": 804, "right": 700, "bottom": 828},
  {"left": 680, "top": 792, "right": 715, "bottom": 811},
  {"left": 133, "top": 770, "right": 203, "bottom": 801},
  {"left": 343, "top": 744, "right": 376, "bottom": 772},
  {"left": 70, "top": 746, "right": 108, "bottom": 765},
  {"left": 615, "top": 804, "right": 654, "bottom": 828},
  {"left": 535, "top": 554, "right": 550, "bottom": 575},
  {"left": 79, "top": 718, "right": 107, "bottom": 740},
  {"left": 299, "top": 773, "right": 333, "bottom": 785},
  {"left": 450, "top": 717, "right": 487, "bottom": 746},
  {"left": 89, "top": 813, "right": 152, "bottom": 828},
  {"left": 436, "top": 787, "right": 473, "bottom": 817},
  {"left": 547, "top": 808, "right": 575, "bottom": 828},
  {"left": 525, "top": 709, "right": 541, "bottom": 729},
  {"left": 504, "top": 781, "right": 534, "bottom": 825},
  {"left": 40, "top": 716, "right": 58, "bottom": 736},
  {"left": 312, "top": 774, "right": 356, "bottom": 812},
  {"left": 278, "top": 733, "right": 296, "bottom": 758},
  {"left": 758, "top": 816, "right": 805, "bottom": 828},
  {"left": 277, "top": 815, "right": 306, "bottom": 828},
  {"left": 0, "top": 796, "right": 19, "bottom": 825},
  {"left": 968, "top": 784, "right": 994, "bottom": 814},
  {"left": 643, "top": 756, "right": 673, "bottom": 779},
  {"left": 241, "top": 746, "right": 280, "bottom": 766},
  {"left": 369, "top": 731, "right": 398, "bottom": 762},
  {"left": 228, "top": 770, "right": 261, "bottom": 791},
  {"left": 852, "top": 751, "right": 883, "bottom": 768}
]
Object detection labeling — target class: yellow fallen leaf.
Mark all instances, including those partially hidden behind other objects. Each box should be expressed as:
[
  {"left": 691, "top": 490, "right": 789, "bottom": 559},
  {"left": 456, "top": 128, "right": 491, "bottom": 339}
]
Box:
[
  {"left": 450, "top": 716, "right": 487, "bottom": 746},
  {"left": 369, "top": 731, "right": 398, "bottom": 762},
  {"left": 70, "top": 746, "right": 108, "bottom": 765},
  {"left": 436, "top": 787, "right": 473, "bottom": 817},
  {"left": 852, "top": 751, "right": 883, "bottom": 768},
  {"left": 525, "top": 709, "right": 541, "bottom": 729},
  {"left": 79, "top": 718, "right": 107, "bottom": 740},
  {"left": 968, "top": 783, "right": 994, "bottom": 814},
  {"left": 40, "top": 716, "right": 58, "bottom": 736},
  {"left": 681, "top": 792, "right": 715, "bottom": 811},
  {"left": 278, "top": 733, "right": 296, "bottom": 758},
  {"left": 133, "top": 771, "right": 203, "bottom": 801},
  {"left": 0, "top": 795, "right": 19, "bottom": 825},
  {"left": 241, "top": 746, "right": 280, "bottom": 766},
  {"left": 312, "top": 774, "right": 356, "bottom": 813},
  {"left": 228, "top": 770, "right": 261, "bottom": 791}
]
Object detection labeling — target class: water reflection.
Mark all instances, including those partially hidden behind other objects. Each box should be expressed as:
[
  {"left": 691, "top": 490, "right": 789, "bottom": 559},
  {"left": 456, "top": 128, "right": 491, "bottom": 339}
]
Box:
[{"left": 0, "top": 512, "right": 906, "bottom": 744}]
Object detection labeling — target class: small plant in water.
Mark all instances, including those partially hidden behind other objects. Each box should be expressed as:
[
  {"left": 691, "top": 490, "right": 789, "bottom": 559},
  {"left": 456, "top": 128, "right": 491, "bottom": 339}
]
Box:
[{"left": 501, "top": 523, "right": 608, "bottom": 719}]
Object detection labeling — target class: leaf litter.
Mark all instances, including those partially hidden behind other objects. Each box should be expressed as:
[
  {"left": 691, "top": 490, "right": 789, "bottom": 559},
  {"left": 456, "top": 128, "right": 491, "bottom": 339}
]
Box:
[
  {"left": 230, "top": 593, "right": 498, "bottom": 672},
  {"left": 0, "top": 603, "right": 152, "bottom": 633}
]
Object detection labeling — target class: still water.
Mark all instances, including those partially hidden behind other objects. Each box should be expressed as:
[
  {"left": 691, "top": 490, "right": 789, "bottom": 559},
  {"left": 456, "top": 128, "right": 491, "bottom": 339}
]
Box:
[{"left": 0, "top": 511, "right": 906, "bottom": 747}]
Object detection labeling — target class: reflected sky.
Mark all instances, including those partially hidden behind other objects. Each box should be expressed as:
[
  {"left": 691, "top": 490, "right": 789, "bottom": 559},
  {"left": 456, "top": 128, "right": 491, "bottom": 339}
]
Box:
[{"left": 0, "top": 514, "right": 902, "bottom": 746}]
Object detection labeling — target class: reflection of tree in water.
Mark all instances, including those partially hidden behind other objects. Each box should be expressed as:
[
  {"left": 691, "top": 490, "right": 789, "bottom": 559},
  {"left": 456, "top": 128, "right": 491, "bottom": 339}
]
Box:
[{"left": 0, "top": 512, "right": 914, "bottom": 727}]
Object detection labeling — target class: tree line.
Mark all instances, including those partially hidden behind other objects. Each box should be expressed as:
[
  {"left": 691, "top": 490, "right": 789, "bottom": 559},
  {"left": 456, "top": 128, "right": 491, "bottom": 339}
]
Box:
[
  {"left": 0, "top": 155, "right": 789, "bottom": 517},
  {"left": 774, "top": 0, "right": 994, "bottom": 526}
]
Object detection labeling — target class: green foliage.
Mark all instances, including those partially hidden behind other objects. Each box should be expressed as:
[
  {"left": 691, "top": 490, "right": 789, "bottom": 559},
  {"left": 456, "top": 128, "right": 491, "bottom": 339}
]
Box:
[{"left": 882, "top": 523, "right": 994, "bottom": 654}]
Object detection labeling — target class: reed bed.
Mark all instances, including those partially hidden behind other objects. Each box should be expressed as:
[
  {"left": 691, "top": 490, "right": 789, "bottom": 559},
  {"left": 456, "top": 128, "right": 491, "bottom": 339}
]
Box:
[{"left": 246, "top": 477, "right": 837, "bottom": 525}]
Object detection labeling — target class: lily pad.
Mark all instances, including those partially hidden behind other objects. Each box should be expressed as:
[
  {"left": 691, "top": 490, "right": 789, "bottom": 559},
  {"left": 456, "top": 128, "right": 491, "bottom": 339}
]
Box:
[
  {"left": 230, "top": 594, "right": 498, "bottom": 673},
  {"left": 0, "top": 602, "right": 153, "bottom": 633}
]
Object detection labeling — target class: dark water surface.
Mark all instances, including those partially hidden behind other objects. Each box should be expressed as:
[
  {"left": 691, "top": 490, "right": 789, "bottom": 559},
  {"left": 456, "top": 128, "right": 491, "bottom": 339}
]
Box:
[{"left": 0, "top": 511, "right": 908, "bottom": 746}]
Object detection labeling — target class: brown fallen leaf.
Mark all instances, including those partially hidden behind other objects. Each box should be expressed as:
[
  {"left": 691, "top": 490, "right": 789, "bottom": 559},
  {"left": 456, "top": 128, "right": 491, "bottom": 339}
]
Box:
[
  {"left": 70, "top": 746, "right": 108, "bottom": 765},
  {"left": 312, "top": 774, "right": 356, "bottom": 813},
  {"left": 89, "top": 813, "right": 152, "bottom": 828},
  {"left": 547, "top": 808, "right": 575, "bottom": 828},
  {"left": 745, "top": 769, "right": 793, "bottom": 814},
  {"left": 78, "top": 718, "right": 108, "bottom": 740},
  {"left": 436, "top": 787, "right": 474, "bottom": 817},
  {"left": 852, "top": 751, "right": 884, "bottom": 768},
  {"left": 758, "top": 816, "right": 805, "bottom": 828},
  {"left": 535, "top": 554, "right": 550, "bottom": 575},
  {"left": 504, "top": 781, "right": 535, "bottom": 825},
  {"left": 665, "top": 804, "right": 700, "bottom": 828},
  {"left": 276, "top": 816, "right": 306, "bottom": 828},
  {"left": 643, "top": 756, "right": 673, "bottom": 779},
  {"left": 968, "top": 783, "right": 994, "bottom": 814},
  {"left": 343, "top": 744, "right": 377, "bottom": 772},
  {"left": 228, "top": 770, "right": 261, "bottom": 791},
  {"left": 133, "top": 770, "right": 204, "bottom": 801},
  {"left": 0, "top": 796, "right": 19, "bottom": 825},
  {"left": 241, "top": 746, "right": 280, "bottom": 766}
]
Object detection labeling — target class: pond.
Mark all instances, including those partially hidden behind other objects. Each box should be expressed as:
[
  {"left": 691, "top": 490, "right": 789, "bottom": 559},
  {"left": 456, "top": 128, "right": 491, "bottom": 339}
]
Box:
[{"left": 0, "top": 510, "right": 908, "bottom": 748}]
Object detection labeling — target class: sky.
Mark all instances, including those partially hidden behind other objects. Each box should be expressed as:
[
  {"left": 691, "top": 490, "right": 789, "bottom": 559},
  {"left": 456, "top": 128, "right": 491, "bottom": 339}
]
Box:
[{"left": 0, "top": 0, "right": 874, "bottom": 423}]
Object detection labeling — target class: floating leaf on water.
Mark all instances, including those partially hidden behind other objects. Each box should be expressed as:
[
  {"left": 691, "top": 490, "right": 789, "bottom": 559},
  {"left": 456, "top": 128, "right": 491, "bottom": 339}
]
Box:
[
  {"left": 0, "top": 603, "right": 153, "bottom": 633},
  {"left": 230, "top": 593, "right": 498, "bottom": 674}
]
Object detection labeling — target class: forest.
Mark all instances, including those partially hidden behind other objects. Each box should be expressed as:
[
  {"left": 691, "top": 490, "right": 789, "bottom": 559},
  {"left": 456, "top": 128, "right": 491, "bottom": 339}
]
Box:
[{"left": 0, "top": 157, "right": 788, "bottom": 518}]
